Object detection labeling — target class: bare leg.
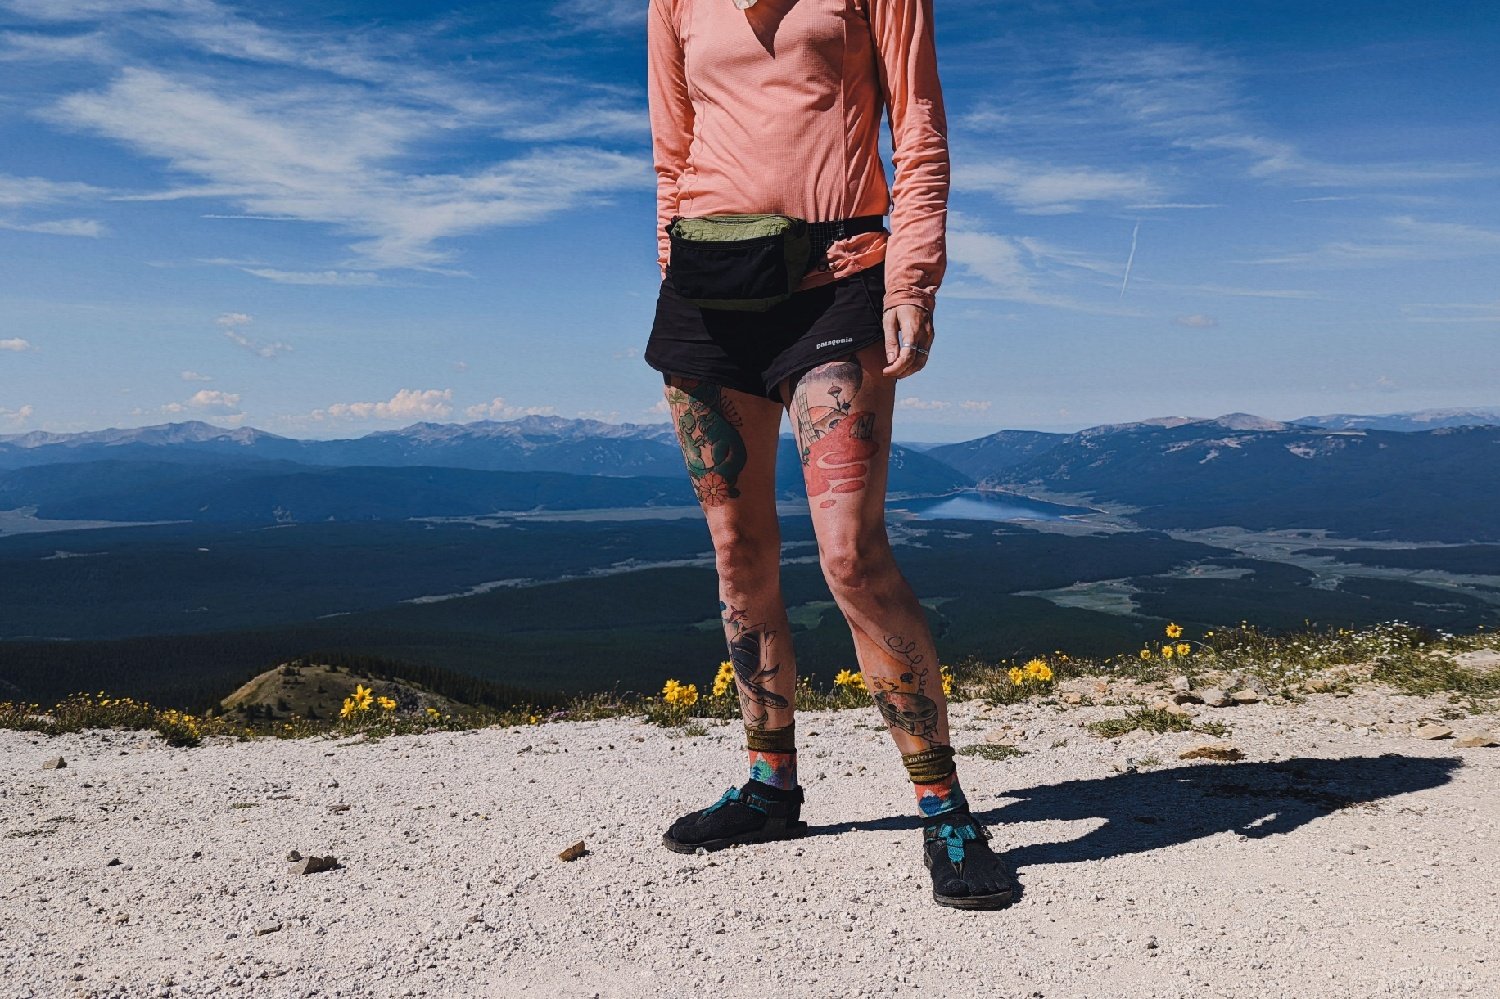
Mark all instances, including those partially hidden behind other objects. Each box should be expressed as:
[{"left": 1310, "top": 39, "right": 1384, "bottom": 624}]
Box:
[
  {"left": 781, "top": 344, "right": 1014, "bottom": 907},
  {"left": 663, "top": 375, "right": 795, "bottom": 730},
  {"left": 782, "top": 344, "right": 948, "bottom": 753}
]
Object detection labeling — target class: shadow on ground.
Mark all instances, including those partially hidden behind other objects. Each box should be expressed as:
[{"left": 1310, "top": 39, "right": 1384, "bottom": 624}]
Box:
[{"left": 804, "top": 755, "right": 1462, "bottom": 876}]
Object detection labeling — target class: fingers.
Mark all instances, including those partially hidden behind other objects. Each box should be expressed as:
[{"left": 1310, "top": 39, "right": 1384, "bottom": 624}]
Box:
[
  {"left": 880, "top": 305, "right": 934, "bottom": 379},
  {"left": 882, "top": 306, "right": 902, "bottom": 368}
]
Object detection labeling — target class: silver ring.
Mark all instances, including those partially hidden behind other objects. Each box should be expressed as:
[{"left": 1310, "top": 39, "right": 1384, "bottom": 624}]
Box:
[{"left": 913, "top": 346, "right": 929, "bottom": 355}]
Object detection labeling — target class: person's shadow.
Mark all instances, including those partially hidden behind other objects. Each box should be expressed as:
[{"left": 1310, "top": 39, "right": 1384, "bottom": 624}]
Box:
[{"left": 804, "top": 755, "right": 1461, "bottom": 899}]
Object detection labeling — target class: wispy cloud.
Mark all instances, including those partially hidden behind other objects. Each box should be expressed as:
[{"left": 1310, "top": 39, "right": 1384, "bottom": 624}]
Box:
[
  {"left": 0, "top": 403, "right": 34, "bottom": 426},
  {"left": 10, "top": 0, "right": 650, "bottom": 271},
  {"left": 1247, "top": 215, "right": 1500, "bottom": 267},
  {"left": 216, "top": 312, "right": 291, "bottom": 358},
  {"left": 242, "top": 269, "right": 383, "bottom": 287},
  {"left": 464, "top": 397, "right": 557, "bottom": 420},
  {"left": 1, "top": 337, "right": 35, "bottom": 351},
  {"left": 960, "top": 158, "right": 1158, "bottom": 215}
]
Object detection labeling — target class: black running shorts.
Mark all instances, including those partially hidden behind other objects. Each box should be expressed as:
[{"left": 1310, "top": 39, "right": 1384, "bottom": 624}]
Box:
[{"left": 645, "top": 260, "right": 887, "bottom": 402}]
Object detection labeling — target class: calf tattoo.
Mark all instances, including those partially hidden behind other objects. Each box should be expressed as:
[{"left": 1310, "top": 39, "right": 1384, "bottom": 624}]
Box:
[
  {"left": 667, "top": 380, "right": 747, "bottom": 507},
  {"left": 873, "top": 689, "right": 941, "bottom": 745},
  {"left": 721, "top": 600, "right": 790, "bottom": 729},
  {"left": 793, "top": 361, "right": 878, "bottom": 510}
]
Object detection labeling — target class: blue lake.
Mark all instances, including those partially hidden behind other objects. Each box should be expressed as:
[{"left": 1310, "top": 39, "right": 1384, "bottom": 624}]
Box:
[{"left": 891, "top": 490, "right": 1095, "bottom": 523}]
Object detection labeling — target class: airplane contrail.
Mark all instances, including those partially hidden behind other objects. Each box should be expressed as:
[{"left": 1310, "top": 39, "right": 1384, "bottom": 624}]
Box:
[{"left": 1119, "top": 221, "right": 1140, "bottom": 298}]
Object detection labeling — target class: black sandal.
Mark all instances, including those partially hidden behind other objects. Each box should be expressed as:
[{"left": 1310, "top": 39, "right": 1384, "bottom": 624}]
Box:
[
  {"left": 922, "top": 811, "right": 1015, "bottom": 910},
  {"left": 662, "top": 781, "right": 807, "bottom": 854}
]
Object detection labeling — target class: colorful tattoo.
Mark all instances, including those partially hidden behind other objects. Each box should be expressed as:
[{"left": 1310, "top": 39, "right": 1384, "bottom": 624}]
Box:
[
  {"left": 793, "top": 361, "right": 878, "bottom": 510},
  {"left": 748, "top": 749, "right": 797, "bottom": 790},
  {"left": 666, "top": 380, "right": 747, "bottom": 507},
  {"left": 914, "top": 772, "right": 968, "bottom": 818}
]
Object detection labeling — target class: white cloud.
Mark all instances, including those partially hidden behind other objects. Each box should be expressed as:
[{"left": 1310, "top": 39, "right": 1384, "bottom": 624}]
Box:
[
  {"left": 464, "top": 397, "right": 557, "bottom": 420},
  {"left": 186, "top": 388, "right": 240, "bottom": 411},
  {"left": 0, "top": 403, "right": 34, "bottom": 425},
  {"left": 242, "top": 269, "right": 382, "bottom": 286},
  {"left": 1176, "top": 314, "right": 1218, "bottom": 329},
  {"left": 0, "top": 173, "right": 109, "bottom": 236},
  {"left": 180, "top": 369, "right": 211, "bottom": 381},
  {"left": 959, "top": 400, "right": 992, "bottom": 412},
  {"left": 1, "top": 337, "right": 34, "bottom": 351},
  {"left": 897, "top": 397, "right": 952, "bottom": 411},
  {"left": 311, "top": 388, "right": 454, "bottom": 422},
  {"left": 960, "top": 158, "right": 1158, "bottom": 215},
  {"left": 0, "top": 217, "right": 105, "bottom": 237},
  {"left": 216, "top": 312, "right": 291, "bottom": 358}
]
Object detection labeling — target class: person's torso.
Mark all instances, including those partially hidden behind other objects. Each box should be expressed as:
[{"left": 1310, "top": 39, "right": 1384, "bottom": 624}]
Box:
[{"left": 669, "top": 0, "right": 891, "bottom": 233}]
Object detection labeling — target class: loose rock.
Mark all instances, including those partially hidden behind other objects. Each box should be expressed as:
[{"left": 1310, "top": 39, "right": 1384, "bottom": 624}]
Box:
[
  {"left": 42, "top": 756, "right": 66, "bottom": 769},
  {"left": 558, "top": 841, "right": 587, "bottom": 862},
  {"left": 1179, "top": 744, "right": 1245, "bottom": 762},
  {"left": 1412, "top": 724, "right": 1453, "bottom": 740},
  {"left": 1230, "top": 689, "right": 1260, "bottom": 704},
  {"left": 1200, "top": 688, "right": 1231, "bottom": 708},
  {"left": 1455, "top": 732, "right": 1497, "bottom": 748}
]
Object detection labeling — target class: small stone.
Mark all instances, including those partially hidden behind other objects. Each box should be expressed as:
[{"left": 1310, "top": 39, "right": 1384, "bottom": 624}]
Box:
[
  {"left": 286, "top": 849, "right": 302, "bottom": 862},
  {"left": 1303, "top": 678, "right": 1334, "bottom": 693},
  {"left": 106, "top": 857, "right": 122, "bottom": 866},
  {"left": 42, "top": 757, "right": 66, "bottom": 769},
  {"left": 1241, "top": 676, "right": 1271, "bottom": 695},
  {"left": 1200, "top": 688, "right": 1231, "bottom": 708},
  {"left": 1170, "top": 676, "right": 1192, "bottom": 693},
  {"left": 558, "top": 841, "right": 587, "bottom": 862},
  {"left": 1060, "top": 692, "right": 1083, "bottom": 705},
  {"left": 1149, "top": 699, "right": 1171, "bottom": 712},
  {"left": 1412, "top": 724, "right": 1453, "bottom": 741},
  {"left": 288, "top": 855, "right": 340, "bottom": 876},
  {"left": 327, "top": 803, "right": 351, "bottom": 813},
  {"left": 1229, "top": 689, "right": 1260, "bottom": 704},
  {"left": 1173, "top": 690, "right": 1203, "bottom": 705},
  {"left": 1093, "top": 681, "right": 1109, "bottom": 695},
  {"left": 1179, "top": 744, "right": 1244, "bottom": 762},
  {"left": 1455, "top": 732, "right": 1497, "bottom": 748},
  {"left": 253, "top": 921, "right": 282, "bottom": 936},
  {"left": 1163, "top": 702, "right": 1191, "bottom": 717}
]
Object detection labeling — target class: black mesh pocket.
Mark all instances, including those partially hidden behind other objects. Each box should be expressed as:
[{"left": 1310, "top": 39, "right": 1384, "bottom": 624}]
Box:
[{"left": 667, "top": 231, "right": 791, "bottom": 306}]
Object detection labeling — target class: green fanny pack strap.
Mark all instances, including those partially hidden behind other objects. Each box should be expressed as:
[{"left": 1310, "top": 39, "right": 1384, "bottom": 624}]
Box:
[{"left": 666, "top": 213, "right": 812, "bottom": 312}]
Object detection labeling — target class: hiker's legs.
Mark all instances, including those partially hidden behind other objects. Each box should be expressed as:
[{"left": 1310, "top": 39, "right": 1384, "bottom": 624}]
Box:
[
  {"left": 783, "top": 344, "right": 950, "bottom": 755},
  {"left": 663, "top": 375, "right": 796, "bottom": 735}
]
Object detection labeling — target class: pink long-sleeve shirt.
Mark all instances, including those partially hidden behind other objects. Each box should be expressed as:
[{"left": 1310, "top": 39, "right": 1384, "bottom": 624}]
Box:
[{"left": 647, "top": 0, "right": 949, "bottom": 313}]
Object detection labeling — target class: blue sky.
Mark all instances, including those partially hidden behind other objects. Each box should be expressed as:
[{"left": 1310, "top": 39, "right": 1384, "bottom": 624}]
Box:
[{"left": 0, "top": 0, "right": 1496, "bottom": 442}]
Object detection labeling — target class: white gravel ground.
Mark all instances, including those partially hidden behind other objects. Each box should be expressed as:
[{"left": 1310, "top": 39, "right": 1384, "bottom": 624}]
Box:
[{"left": 2, "top": 689, "right": 1496, "bottom": 999}]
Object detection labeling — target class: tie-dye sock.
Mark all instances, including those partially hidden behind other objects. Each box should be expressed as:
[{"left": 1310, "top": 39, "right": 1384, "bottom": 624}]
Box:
[
  {"left": 902, "top": 745, "right": 968, "bottom": 818},
  {"left": 746, "top": 723, "right": 797, "bottom": 791}
]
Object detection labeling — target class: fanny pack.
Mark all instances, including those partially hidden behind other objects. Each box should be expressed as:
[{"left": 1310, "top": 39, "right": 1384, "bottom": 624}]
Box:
[{"left": 666, "top": 213, "right": 885, "bottom": 312}]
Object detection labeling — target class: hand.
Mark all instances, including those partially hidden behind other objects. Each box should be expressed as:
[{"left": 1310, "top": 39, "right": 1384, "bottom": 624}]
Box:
[{"left": 881, "top": 303, "right": 934, "bottom": 379}]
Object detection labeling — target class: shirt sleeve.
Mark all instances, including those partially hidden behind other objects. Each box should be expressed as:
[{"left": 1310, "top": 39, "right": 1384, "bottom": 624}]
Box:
[
  {"left": 868, "top": 0, "right": 950, "bottom": 313},
  {"left": 647, "top": 0, "right": 693, "bottom": 281}
]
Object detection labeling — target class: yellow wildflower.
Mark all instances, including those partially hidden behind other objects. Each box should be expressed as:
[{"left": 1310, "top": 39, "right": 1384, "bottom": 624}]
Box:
[
  {"left": 1165, "top": 622, "right": 1183, "bottom": 639},
  {"left": 942, "top": 672, "right": 954, "bottom": 697},
  {"left": 662, "top": 679, "right": 699, "bottom": 706},
  {"left": 1175, "top": 642, "right": 1190, "bottom": 657},
  {"left": 353, "top": 684, "right": 373, "bottom": 710},
  {"left": 1008, "top": 667, "right": 1025, "bottom": 686},
  {"left": 1161, "top": 644, "right": 1174, "bottom": 659},
  {"left": 1139, "top": 648, "right": 1152, "bottom": 661},
  {"left": 712, "top": 660, "right": 735, "bottom": 697},
  {"left": 1023, "top": 658, "right": 1051, "bottom": 681},
  {"left": 834, "top": 669, "right": 866, "bottom": 691},
  {"left": 377, "top": 696, "right": 397, "bottom": 712},
  {"left": 339, "top": 698, "right": 355, "bottom": 719}
]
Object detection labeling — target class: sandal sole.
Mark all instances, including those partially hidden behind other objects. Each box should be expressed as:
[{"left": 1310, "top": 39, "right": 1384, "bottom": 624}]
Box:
[
  {"left": 931, "top": 888, "right": 1015, "bottom": 910},
  {"left": 661, "top": 820, "right": 808, "bottom": 855}
]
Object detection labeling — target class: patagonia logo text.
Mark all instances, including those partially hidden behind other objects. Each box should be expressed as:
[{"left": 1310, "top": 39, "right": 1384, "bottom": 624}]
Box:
[{"left": 815, "top": 337, "right": 855, "bottom": 350}]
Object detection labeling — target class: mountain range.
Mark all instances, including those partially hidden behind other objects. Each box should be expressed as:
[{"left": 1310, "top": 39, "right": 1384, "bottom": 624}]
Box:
[{"left": 2, "top": 407, "right": 1498, "bottom": 541}]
